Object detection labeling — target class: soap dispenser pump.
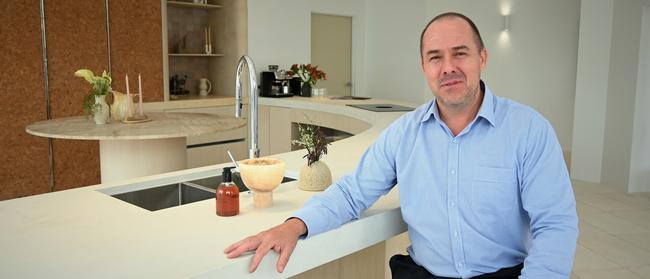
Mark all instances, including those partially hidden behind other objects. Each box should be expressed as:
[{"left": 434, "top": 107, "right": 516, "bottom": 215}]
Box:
[{"left": 216, "top": 167, "right": 239, "bottom": 216}]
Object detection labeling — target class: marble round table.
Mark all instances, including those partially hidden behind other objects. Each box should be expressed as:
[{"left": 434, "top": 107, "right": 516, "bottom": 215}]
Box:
[{"left": 26, "top": 112, "right": 247, "bottom": 183}]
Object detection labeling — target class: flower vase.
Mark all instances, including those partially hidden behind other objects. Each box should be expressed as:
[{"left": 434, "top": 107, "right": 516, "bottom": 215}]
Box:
[
  {"left": 300, "top": 83, "right": 312, "bottom": 97},
  {"left": 93, "top": 95, "right": 110, "bottom": 124},
  {"left": 298, "top": 161, "right": 332, "bottom": 191}
]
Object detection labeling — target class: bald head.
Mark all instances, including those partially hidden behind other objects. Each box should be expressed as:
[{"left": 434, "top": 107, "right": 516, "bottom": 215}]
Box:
[{"left": 419, "top": 12, "right": 484, "bottom": 59}]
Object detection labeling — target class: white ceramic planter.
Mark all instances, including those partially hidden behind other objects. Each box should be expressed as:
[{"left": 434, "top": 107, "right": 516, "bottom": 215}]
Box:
[{"left": 299, "top": 161, "right": 332, "bottom": 191}]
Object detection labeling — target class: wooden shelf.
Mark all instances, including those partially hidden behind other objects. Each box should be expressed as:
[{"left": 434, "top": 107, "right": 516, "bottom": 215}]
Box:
[
  {"left": 162, "top": 0, "right": 246, "bottom": 102},
  {"left": 167, "top": 1, "right": 222, "bottom": 9},
  {"left": 168, "top": 53, "right": 225, "bottom": 57}
]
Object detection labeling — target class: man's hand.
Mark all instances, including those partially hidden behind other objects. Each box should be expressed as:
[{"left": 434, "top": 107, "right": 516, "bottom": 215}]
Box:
[{"left": 224, "top": 218, "right": 307, "bottom": 273}]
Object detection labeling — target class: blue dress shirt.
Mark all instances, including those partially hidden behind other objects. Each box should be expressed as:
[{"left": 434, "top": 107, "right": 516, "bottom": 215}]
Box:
[{"left": 293, "top": 82, "right": 579, "bottom": 278}]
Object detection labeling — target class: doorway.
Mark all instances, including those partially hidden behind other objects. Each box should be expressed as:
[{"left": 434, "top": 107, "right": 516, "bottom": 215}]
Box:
[{"left": 311, "top": 13, "right": 352, "bottom": 96}]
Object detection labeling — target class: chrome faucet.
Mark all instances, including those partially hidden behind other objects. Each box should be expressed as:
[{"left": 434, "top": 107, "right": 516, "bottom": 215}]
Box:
[{"left": 235, "top": 55, "right": 259, "bottom": 159}]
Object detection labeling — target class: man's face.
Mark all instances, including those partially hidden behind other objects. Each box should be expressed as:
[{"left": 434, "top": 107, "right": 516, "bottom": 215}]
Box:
[{"left": 420, "top": 17, "right": 487, "bottom": 111}]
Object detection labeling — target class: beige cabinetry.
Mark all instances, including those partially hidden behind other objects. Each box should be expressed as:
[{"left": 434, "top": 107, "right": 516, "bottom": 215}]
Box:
[
  {"left": 258, "top": 106, "right": 371, "bottom": 156},
  {"left": 289, "top": 232, "right": 410, "bottom": 279},
  {"left": 164, "top": 105, "right": 248, "bottom": 168},
  {"left": 161, "top": 0, "right": 247, "bottom": 101}
]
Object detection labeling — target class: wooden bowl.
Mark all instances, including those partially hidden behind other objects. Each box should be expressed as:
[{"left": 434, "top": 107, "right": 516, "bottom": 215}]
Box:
[{"left": 239, "top": 158, "right": 285, "bottom": 208}]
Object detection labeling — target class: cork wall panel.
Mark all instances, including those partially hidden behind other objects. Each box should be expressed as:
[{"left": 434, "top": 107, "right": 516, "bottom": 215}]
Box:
[
  {"left": 109, "top": 0, "right": 164, "bottom": 102},
  {"left": 46, "top": 0, "right": 107, "bottom": 190},
  {"left": 0, "top": 1, "right": 50, "bottom": 200}
]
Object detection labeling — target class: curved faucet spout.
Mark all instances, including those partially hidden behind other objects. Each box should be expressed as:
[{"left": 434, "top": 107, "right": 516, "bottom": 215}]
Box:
[{"left": 235, "top": 55, "right": 259, "bottom": 159}]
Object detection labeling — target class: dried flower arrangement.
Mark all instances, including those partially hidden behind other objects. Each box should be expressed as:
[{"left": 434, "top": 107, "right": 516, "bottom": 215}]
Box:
[{"left": 291, "top": 123, "right": 331, "bottom": 166}]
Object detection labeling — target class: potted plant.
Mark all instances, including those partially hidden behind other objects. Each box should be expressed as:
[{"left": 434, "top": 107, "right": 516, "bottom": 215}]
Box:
[
  {"left": 287, "top": 64, "right": 327, "bottom": 97},
  {"left": 74, "top": 69, "right": 112, "bottom": 124},
  {"left": 292, "top": 122, "right": 332, "bottom": 191}
]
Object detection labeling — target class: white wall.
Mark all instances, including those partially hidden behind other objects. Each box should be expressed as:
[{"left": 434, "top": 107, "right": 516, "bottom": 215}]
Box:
[
  {"left": 571, "top": 0, "right": 614, "bottom": 183},
  {"left": 628, "top": 5, "right": 650, "bottom": 192},
  {"left": 601, "top": 0, "right": 649, "bottom": 190},
  {"left": 248, "top": 0, "right": 367, "bottom": 96},
  {"left": 249, "top": 1, "right": 650, "bottom": 191},
  {"left": 249, "top": 1, "right": 579, "bottom": 152},
  {"left": 363, "top": 0, "right": 428, "bottom": 104},
  {"left": 571, "top": 0, "right": 650, "bottom": 191},
  {"left": 425, "top": 0, "right": 580, "bottom": 151}
]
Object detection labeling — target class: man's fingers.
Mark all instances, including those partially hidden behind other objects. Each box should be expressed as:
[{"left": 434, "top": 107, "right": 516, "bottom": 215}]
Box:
[
  {"left": 224, "top": 239, "right": 246, "bottom": 254},
  {"left": 226, "top": 238, "right": 261, "bottom": 259},
  {"left": 276, "top": 243, "right": 297, "bottom": 273},
  {"left": 249, "top": 243, "right": 272, "bottom": 273},
  {"left": 226, "top": 223, "right": 303, "bottom": 273}
]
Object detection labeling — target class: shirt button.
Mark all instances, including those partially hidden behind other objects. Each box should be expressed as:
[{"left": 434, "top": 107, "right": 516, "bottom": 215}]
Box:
[
  {"left": 450, "top": 201, "right": 455, "bottom": 207},
  {"left": 452, "top": 139, "right": 458, "bottom": 144},
  {"left": 457, "top": 262, "right": 463, "bottom": 269},
  {"left": 450, "top": 170, "right": 456, "bottom": 175},
  {"left": 453, "top": 231, "right": 458, "bottom": 237}
]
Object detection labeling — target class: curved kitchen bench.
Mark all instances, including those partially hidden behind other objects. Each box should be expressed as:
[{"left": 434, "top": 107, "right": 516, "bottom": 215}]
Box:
[{"left": 0, "top": 96, "right": 417, "bottom": 278}]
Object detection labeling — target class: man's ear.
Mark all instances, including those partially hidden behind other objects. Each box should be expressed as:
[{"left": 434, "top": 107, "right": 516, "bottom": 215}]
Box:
[
  {"left": 420, "top": 55, "right": 426, "bottom": 72},
  {"left": 479, "top": 48, "right": 488, "bottom": 72}
]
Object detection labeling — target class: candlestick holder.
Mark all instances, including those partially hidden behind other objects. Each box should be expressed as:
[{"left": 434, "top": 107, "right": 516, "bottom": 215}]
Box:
[{"left": 122, "top": 114, "right": 152, "bottom": 124}]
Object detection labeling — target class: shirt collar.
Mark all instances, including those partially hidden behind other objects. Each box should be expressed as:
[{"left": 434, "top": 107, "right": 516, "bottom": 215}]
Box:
[{"left": 421, "top": 80, "right": 496, "bottom": 127}]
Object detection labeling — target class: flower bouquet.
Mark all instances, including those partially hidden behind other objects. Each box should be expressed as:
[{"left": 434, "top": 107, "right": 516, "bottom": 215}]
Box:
[
  {"left": 287, "top": 64, "right": 327, "bottom": 97},
  {"left": 287, "top": 64, "right": 327, "bottom": 86},
  {"left": 74, "top": 69, "right": 112, "bottom": 124}
]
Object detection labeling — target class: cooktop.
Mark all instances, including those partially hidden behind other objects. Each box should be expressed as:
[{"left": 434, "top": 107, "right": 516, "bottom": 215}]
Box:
[{"left": 346, "top": 104, "right": 414, "bottom": 112}]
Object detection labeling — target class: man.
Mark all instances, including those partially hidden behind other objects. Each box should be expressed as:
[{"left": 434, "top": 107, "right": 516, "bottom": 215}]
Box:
[{"left": 225, "top": 12, "right": 578, "bottom": 279}]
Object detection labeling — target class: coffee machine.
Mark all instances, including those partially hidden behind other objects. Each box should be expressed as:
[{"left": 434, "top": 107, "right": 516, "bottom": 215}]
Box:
[{"left": 260, "top": 65, "right": 298, "bottom": 97}]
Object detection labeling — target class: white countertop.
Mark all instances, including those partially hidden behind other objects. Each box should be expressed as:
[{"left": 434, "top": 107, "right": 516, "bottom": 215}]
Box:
[
  {"left": 25, "top": 112, "right": 246, "bottom": 140},
  {"left": 1, "top": 96, "right": 416, "bottom": 278}
]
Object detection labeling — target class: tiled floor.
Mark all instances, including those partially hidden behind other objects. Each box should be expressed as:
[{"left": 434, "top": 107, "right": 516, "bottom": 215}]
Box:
[{"left": 571, "top": 180, "right": 650, "bottom": 279}]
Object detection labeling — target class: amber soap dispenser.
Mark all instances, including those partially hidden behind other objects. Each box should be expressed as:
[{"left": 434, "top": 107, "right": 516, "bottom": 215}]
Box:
[{"left": 216, "top": 167, "right": 239, "bottom": 216}]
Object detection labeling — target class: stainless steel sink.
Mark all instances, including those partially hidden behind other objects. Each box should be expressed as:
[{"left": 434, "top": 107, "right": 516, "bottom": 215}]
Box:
[
  {"left": 108, "top": 175, "right": 296, "bottom": 211},
  {"left": 111, "top": 183, "right": 214, "bottom": 211},
  {"left": 186, "top": 174, "right": 296, "bottom": 192}
]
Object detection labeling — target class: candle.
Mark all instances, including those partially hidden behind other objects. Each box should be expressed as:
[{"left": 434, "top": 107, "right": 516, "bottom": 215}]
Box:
[
  {"left": 208, "top": 26, "right": 211, "bottom": 47},
  {"left": 138, "top": 74, "right": 144, "bottom": 116},
  {"left": 125, "top": 74, "right": 132, "bottom": 117},
  {"left": 204, "top": 26, "right": 208, "bottom": 47}
]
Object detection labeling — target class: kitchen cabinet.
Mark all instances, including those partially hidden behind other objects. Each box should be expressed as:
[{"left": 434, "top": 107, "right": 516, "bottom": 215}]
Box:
[
  {"left": 259, "top": 106, "right": 371, "bottom": 156},
  {"left": 164, "top": 105, "right": 248, "bottom": 167},
  {"left": 161, "top": 0, "right": 247, "bottom": 101}
]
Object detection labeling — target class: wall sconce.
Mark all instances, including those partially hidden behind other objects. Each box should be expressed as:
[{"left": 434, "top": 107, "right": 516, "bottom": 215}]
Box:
[{"left": 503, "top": 15, "right": 511, "bottom": 32}]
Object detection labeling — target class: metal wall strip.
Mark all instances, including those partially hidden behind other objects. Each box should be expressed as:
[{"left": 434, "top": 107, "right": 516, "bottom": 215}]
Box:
[
  {"left": 105, "top": 0, "right": 112, "bottom": 72},
  {"left": 39, "top": 0, "right": 55, "bottom": 192},
  {"left": 38, "top": 0, "right": 113, "bottom": 192}
]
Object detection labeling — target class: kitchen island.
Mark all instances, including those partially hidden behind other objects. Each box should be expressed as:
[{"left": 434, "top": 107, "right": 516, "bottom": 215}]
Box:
[
  {"left": 26, "top": 112, "right": 246, "bottom": 183},
  {"left": 1, "top": 96, "right": 416, "bottom": 278}
]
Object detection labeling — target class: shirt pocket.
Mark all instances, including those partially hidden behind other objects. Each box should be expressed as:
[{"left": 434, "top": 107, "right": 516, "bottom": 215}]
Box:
[{"left": 471, "top": 166, "right": 518, "bottom": 214}]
